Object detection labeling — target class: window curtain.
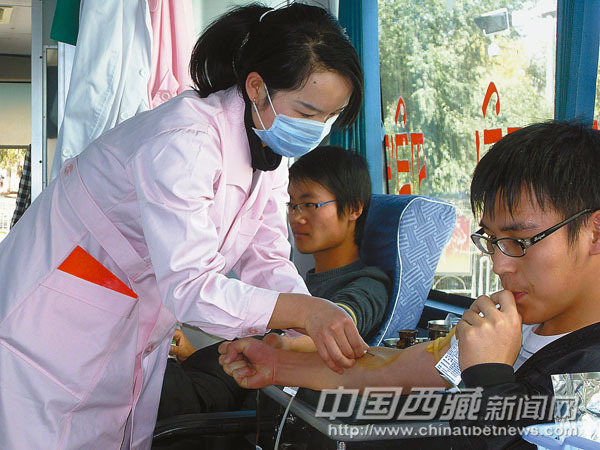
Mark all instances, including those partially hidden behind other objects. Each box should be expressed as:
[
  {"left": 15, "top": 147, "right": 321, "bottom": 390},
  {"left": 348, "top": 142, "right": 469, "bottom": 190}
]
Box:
[
  {"left": 555, "top": 0, "right": 600, "bottom": 123},
  {"left": 330, "top": 0, "right": 384, "bottom": 193}
]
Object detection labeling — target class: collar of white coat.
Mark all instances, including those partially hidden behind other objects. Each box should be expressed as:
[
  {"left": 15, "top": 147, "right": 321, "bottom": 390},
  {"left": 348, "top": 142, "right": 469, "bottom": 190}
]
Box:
[{"left": 219, "top": 87, "right": 254, "bottom": 192}]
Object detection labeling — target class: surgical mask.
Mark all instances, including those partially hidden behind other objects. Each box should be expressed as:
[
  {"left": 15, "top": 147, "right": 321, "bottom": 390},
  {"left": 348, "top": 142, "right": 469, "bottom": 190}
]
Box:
[{"left": 252, "top": 85, "right": 338, "bottom": 158}]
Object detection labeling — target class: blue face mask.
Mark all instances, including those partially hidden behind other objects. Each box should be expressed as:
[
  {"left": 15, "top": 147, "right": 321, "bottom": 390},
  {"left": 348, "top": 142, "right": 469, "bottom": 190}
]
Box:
[{"left": 252, "top": 85, "right": 338, "bottom": 158}]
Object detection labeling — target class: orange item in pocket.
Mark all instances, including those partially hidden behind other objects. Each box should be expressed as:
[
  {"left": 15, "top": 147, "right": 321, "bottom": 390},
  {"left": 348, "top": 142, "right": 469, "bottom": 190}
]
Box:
[{"left": 58, "top": 246, "right": 137, "bottom": 298}]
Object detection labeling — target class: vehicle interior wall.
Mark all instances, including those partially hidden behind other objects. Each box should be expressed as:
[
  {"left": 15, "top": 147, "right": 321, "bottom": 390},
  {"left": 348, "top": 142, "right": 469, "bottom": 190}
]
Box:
[
  {"left": 0, "top": 83, "right": 30, "bottom": 146},
  {"left": 0, "top": 1, "right": 33, "bottom": 242}
]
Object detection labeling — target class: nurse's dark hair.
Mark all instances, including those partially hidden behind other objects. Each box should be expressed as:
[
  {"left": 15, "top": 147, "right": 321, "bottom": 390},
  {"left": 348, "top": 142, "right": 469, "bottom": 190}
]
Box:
[
  {"left": 470, "top": 120, "right": 600, "bottom": 244},
  {"left": 189, "top": 3, "right": 363, "bottom": 128},
  {"left": 289, "top": 146, "right": 371, "bottom": 247}
]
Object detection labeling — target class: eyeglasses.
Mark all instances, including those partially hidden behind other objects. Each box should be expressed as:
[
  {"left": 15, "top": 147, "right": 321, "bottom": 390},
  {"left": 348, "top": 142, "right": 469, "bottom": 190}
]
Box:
[
  {"left": 286, "top": 199, "right": 336, "bottom": 215},
  {"left": 471, "top": 208, "right": 593, "bottom": 258}
]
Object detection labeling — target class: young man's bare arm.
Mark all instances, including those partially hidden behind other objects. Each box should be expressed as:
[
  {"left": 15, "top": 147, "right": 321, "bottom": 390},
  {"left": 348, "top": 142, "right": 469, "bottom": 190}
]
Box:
[
  {"left": 219, "top": 338, "right": 448, "bottom": 392},
  {"left": 277, "top": 334, "right": 318, "bottom": 352}
]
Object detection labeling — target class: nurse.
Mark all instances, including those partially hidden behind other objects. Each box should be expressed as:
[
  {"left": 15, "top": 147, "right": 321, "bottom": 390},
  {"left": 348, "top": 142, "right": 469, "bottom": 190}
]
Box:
[{"left": 0, "top": 4, "right": 364, "bottom": 449}]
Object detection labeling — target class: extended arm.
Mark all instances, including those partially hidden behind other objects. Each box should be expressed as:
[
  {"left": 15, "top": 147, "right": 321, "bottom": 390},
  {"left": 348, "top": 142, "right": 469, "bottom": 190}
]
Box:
[
  {"left": 219, "top": 337, "right": 447, "bottom": 391},
  {"left": 220, "top": 291, "right": 522, "bottom": 391}
]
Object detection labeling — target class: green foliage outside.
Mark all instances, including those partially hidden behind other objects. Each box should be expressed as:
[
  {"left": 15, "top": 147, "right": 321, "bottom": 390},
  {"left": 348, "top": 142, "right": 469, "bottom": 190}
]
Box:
[
  {"left": 378, "top": 0, "right": 555, "bottom": 295},
  {"left": 0, "top": 148, "right": 26, "bottom": 171},
  {"left": 0, "top": 147, "right": 27, "bottom": 197},
  {"left": 379, "top": 0, "right": 554, "bottom": 204}
]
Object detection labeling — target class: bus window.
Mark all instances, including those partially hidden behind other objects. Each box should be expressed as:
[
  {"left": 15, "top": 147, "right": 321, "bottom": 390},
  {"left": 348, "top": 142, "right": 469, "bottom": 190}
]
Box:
[{"left": 379, "top": 0, "right": 557, "bottom": 298}]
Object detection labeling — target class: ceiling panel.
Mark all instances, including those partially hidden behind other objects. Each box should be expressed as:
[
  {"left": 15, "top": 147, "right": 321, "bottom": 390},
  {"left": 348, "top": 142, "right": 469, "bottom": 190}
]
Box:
[{"left": 0, "top": 3, "right": 32, "bottom": 56}]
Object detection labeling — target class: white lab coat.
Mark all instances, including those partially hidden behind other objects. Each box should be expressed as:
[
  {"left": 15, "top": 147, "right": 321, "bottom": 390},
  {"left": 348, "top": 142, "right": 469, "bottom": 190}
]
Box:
[
  {"left": 51, "top": 0, "right": 152, "bottom": 180},
  {"left": 0, "top": 87, "right": 309, "bottom": 449}
]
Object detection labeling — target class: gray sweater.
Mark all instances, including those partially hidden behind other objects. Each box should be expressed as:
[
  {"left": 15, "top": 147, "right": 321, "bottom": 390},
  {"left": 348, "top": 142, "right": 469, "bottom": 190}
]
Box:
[{"left": 306, "top": 260, "right": 390, "bottom": 342}]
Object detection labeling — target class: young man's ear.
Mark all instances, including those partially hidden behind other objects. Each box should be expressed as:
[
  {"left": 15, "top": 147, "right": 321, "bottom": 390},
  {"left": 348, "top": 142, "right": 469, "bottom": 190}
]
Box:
[
  {"left": 589, "top": 210, "right": 600, "bottom": 255},
  {"left": 347, "top": 203, "right": 363, "bottom": 222}
]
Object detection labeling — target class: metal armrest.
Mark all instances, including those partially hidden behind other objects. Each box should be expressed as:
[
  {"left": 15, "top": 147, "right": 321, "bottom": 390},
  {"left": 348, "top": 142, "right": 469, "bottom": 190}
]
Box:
[{"left": 152, "top": 410, "right": 271, "bottom": 442}]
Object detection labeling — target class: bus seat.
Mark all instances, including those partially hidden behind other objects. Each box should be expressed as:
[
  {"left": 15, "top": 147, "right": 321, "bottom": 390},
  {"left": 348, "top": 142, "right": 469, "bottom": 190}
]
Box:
[{"left": 361, "top": 194, "right": 456, "bottom": 346}]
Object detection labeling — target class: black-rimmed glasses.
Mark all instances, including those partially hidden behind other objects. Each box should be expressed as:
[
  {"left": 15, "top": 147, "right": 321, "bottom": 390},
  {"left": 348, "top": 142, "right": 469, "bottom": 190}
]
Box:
[
  {"left": 286, "top": 199, "right": 336, "bottom": 215},
  {"left": 471, "top": 209, "right": 593, "bottom": 258}
]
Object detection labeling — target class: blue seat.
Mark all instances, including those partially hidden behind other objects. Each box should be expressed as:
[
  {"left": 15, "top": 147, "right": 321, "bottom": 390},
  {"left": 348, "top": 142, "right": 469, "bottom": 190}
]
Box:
[{"left": 361, "top": 194, "right": 456, "bottom": 346}]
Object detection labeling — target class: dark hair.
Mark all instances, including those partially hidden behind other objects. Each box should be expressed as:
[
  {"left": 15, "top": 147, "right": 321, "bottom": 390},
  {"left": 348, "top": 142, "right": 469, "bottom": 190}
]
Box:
[
  {"left": 470, "top": 120, "right": 600, "bottom": 243},
  {"left": 289, "top": 145, "right": 371, "bottom": 247},
  {"left": 190, "top": 3, "right": 363, "bottom": 128}
]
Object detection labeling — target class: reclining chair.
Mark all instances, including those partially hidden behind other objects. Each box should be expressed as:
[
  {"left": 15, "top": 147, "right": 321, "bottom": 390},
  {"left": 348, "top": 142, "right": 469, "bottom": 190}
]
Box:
[
  {"left": 152, "top": 193, "right": 457, "bottom": 448},
  {"left": 362, "top": 194, "right": 456, "bottom": 345}
]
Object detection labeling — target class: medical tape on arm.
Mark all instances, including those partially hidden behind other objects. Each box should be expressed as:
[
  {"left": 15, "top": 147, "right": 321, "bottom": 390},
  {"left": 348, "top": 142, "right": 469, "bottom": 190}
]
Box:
[{"left": 426, "top": 327, "right": 456, "bottom": 362}]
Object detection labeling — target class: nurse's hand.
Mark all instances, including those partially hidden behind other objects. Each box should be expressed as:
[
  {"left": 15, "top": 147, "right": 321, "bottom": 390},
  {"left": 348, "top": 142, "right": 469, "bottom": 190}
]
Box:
[
  {"left": 269, "top": 294, "right": 368, "bottom": 374},
  {"left": 302, "top": 301, "right": 367, "bottom": 373}
]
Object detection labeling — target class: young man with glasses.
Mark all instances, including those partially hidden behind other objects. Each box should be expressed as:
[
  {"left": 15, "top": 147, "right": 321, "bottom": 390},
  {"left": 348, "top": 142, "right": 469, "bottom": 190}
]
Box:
[
  {"left": 157, "top": 146, "right": 390, "bottom": 419},
  {"left": 283, "top": 145, "right": 390, "bottom": 346},
  {"left": 220, "top": 121, "right": 600, "bottom": 448}
]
